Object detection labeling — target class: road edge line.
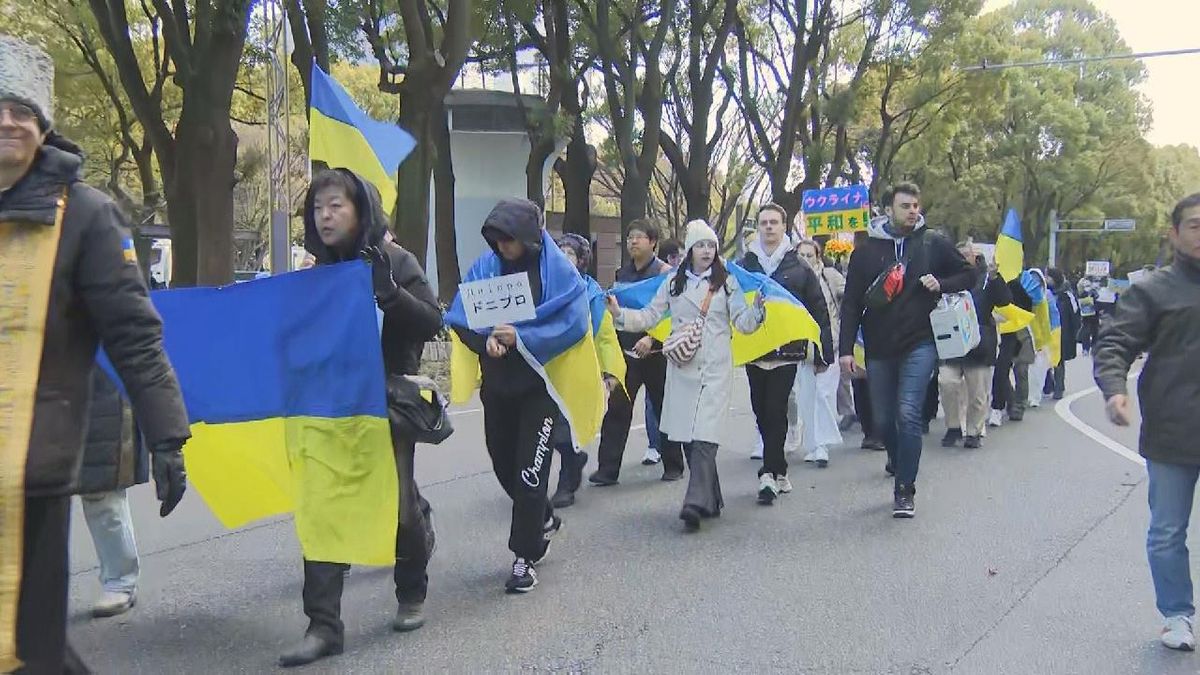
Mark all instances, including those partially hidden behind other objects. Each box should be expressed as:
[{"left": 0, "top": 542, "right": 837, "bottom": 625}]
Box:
[{"left": 1054, "top": 380, "right": 1144, "bottom": 467}]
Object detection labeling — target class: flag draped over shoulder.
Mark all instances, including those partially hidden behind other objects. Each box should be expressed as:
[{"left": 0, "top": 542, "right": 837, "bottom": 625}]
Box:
[
  {"left": 1021, "top": 269, "right": 1055, "bottom": 360},
  {"left": 445, "top": 230, "right": 607, "bottom": 447},
  {"left": 995, "top": 208, "right": 1024, "bottom": 283},
  {"left": 609, "top": 262, "right": 822, "bottom": 366},
  {"left": 584, "top": 275, "right": 627, "bottom": 386},
  {"left": 123, "top": 263, "right": 398, "bottom": 566},
  {"left": 309, "top": 63, "right": 416, "bottom": 215}
]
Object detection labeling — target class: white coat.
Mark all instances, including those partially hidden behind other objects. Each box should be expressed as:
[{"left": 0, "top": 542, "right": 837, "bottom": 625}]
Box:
[{"left": 616, "top": 271, "right": 762, "bottom": 444}]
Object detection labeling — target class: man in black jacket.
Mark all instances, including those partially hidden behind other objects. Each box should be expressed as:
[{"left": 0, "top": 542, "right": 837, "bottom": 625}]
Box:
[
  {"left": 1, "top": 35, "right": 190, "bottom": 673},
  {"left": 741, "top": 204, "right": 833, "bottom": 504},
  {"left": 590, "top": 219, "right": 686, "bottom": 485},
  {"left": 937, "top": 242, "right": 1012, "bottom": 449},
  {"left": 839, "top": 183, "right": 974, "bottom": 517},
  {"left": 1094, "top": 192, "right": 1200, "bottom": 652},
  {"left": 279, "top": 169, "right": 443, "bottom": 667}
]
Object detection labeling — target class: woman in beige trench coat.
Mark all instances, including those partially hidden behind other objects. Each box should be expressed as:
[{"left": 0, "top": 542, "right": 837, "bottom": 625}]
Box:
[{"left": 609, "top": 220, "right": 763, "bottom": 531}]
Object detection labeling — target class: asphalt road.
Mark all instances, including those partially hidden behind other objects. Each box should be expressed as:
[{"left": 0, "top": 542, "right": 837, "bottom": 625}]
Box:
[{"left": 62, "top": 357, "right": 1200, "bottom": 674}]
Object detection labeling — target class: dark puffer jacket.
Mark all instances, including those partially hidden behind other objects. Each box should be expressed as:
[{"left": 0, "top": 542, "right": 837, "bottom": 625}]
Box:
[
  {"left": 77, "top": 368, "right": 143, "bottom": 494},
  {"left": 303, "top": 169, "right": 442, "bottom": 377},
  {"left": 1093, "top": 256, "right": 1200, "bottom": 465},
  {"left": 0, "top": 137, "right": 191, "bottom": 497}
]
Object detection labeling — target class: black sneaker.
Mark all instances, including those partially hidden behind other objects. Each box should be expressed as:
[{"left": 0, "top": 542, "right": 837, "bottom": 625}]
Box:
[
  {"left": 941, "top": 428, "right": 963, "bottom": 447},
  {"left": 963, "top": 435, "right": 982, "bottom": 449},
  {"left": 862, "top": 437, "right": 886, "bottom": 451},
  {"left": 531, "top": 515, "right": 563, "bottom": 564},
  {"left": 505, "top": 558, "right": 537, "bottom": 593},
  {"left": 549, "top": 485, "right": 575, "bottom": 509},
  {"left": 893, "top": 485, "right": 916, "bottom": 518},
  {"left": 1008, "top": 410, "right": 1024, "bottom": 422}
]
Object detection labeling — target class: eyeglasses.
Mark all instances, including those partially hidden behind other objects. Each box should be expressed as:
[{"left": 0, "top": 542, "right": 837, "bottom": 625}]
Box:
[
  {"left": 625, "top": 233, "right": 649, "bottom": 242},
  {"left": 0, "top": 102, "right": 37, "bottom": 124}
]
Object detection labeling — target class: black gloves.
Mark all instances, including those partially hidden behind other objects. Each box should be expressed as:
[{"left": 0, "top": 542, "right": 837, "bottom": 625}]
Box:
[
  {"left": 151, "top": 440, "right": 187, "bottom": 517},
  {"left": 362, "top": 245, "right": 399, "bottom": 303}
]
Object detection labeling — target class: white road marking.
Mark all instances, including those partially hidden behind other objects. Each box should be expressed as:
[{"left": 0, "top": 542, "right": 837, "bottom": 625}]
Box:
[{"left": 1053, "top": 374, "right": 1143, "bottom": 467}]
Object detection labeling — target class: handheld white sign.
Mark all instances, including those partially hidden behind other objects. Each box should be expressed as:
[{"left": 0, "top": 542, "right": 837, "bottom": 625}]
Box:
[{"left": 459, "top": 272, "right": 537, "bottom": 329}]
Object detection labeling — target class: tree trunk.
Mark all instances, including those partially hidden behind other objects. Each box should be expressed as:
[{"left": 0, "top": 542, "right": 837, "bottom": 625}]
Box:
[
  {"left": 394, "top": 84, "right": 435, "bottom": 263},
  {"left": 174, "top": 101, "right": 239, "bottom": 286},
  {"left": 432, "top": 101, "right": 460, "bottom": 303},
  {"left": 526, "top": 133, "right": 557, "bottom": 208},
  {"left": 557, "top": 125, "right": 595, "bottom": 238}
]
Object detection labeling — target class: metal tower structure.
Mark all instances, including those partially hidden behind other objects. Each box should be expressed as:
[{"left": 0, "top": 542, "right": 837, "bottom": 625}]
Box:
[{"left": 263, "top": 0, "right": 292, "bottom": 274}]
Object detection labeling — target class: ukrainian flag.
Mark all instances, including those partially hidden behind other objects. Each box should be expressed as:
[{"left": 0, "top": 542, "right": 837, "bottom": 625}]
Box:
[
  {"left": 1022, "top": 269, "right": 1054, "bottom": 358},
  {"left": 445, "top": 230, "right": 607, "bottom": 447},
  {"left": 608, "top": 263, "right": 822, "bottom": 366},
  {"left": 309, "top": 63, "right": 417, "bottom": 215},
  {"left": 995, "top": 208, "right": 1024, "bottom": 283},
  {"left": 996, "top": 303, "right": 1035, "bottom": 335},
  {"left": 1047, "top": 290, "right": 1063, "bottom": 367},
  {"left": 584, "top": 275, "right": 627, "bottom": 386},
  {"left": 122, "top": 263, "right": 398, "bottom": 565}
]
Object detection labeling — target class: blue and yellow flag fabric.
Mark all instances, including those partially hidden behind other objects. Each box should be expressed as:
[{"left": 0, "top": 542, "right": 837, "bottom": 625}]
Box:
[
  {"left": 584, "top": 275, "right": 627, "bottom": 387},
  {"left": 1047, "top": 290, "right": 1063, "bottom": 367},
  {"left": 996, "top": 303, "right": 1035, "bottom": 335},
  {"left": 445, "top": 230, "right": 607, "bottom": 447},
  {"left": 309, "top": 63, "right": 416, "bottom": 215},
  {"left": 995, "top": 208, "right": 1024, "bottom": 283},
  {"left": 608, "top": 262, "right": 822, "bottom": 366},
  {"left": 125, "top": 263, "right": 398, "bottom": 566},
  {"left": 1022, "top": 269, "right": 1054, "bottom": 358}
]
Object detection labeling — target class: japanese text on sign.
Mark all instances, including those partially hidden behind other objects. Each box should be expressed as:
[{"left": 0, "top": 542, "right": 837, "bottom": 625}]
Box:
[
  {"left": 459, "top": 272, "right": 537, "bottom": 329},
  {"left": 805, "top": 208, "right": 871, "bottom": 235},
  {"left": 1085, "top": 260, "right": 1110, "bottom": 278},
  {"left": 802, "top": 185, "right": 869, "bottom": 214}
]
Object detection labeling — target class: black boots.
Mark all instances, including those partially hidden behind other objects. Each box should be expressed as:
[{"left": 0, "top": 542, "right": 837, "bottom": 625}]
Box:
[
  {"left": 279, "top": 634, "right": 342, "bottom": 668},
  {"left": 551, "top": 451, "right": 588, "bottom": 508}
]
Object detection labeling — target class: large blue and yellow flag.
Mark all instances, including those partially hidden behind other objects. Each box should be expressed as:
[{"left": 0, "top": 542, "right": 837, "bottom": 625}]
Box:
[
  {"left": 1021, "top": 269, "right": 1054, "bottom": 359},
  {"left": 995, "top": 208, "right": 1024, "bottom": 283},
  {"left": 445, "top": 230, "right": 607, "bottom": 447},
  {"left": 127, "top": 263, "right": 398, "bottom": 565},
  {"left": 309, "top": 63, "right": 416, "bottom": 215},
  {"left": 609, "top": 262, "right": 822, "bottom": 366}
]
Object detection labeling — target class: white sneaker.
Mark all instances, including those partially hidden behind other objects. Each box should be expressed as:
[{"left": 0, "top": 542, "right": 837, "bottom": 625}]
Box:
[
  {"left": 751, "top": 435, "right": 763, "bottom": 460},
  {"left": 757, "top": 474, "right": 779, "bottom": 505},
  {"left": 641, "top": 447, "right": 661, "bottom": 465},
  {"left": 1029, "top": 397, "right": 1042, "bottom": 409},
  {"left": 776, "top": 475, "right": 793, "bottom": 493},
  {"left": 92, "top": 590, "right": 136, "bottom": 618},
  {"left": 987, "top": 410, "right": 1004, "bottom": 427},
  {"left": 1162, "top": 615, "right": 1195, "bottom": 651},
  {"left": 803, "top": 450, "right": 817, "bottom": 463},
  {"left": 811, "top": 445, "right": 829, "bottom": 468}
]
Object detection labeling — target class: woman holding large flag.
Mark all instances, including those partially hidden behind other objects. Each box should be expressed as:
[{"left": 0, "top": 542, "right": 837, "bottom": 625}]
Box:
[
  {"left": 447, "top": 198, "right": 606, "bottom": 594},
  {"left": 607, "top": 220, "right": 765, "bottom": 532}
]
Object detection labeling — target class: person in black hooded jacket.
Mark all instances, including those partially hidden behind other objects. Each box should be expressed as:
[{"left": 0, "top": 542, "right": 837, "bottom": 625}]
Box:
[
  {"left": 739, "top": 204, "right": 833, "bottom": 504},
  {"left": 838, "top": 182, "right": 974, "bottom": 518},
  {"left": 279, "top": 168, "right": 442, "bottom": 668},
  {"left": 451, "top": 198, "right": 566, "bottom": 594}
]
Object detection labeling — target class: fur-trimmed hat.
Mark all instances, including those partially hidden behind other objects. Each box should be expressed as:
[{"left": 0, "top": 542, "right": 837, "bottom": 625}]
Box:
[{"left": 0, "top": 35, "right": 54, "bottom": 129}]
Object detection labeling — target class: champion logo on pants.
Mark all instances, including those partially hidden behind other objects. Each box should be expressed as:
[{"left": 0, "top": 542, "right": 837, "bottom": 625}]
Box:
[{"left": 521, "top": 417, "right": 555, "bottom": 488}]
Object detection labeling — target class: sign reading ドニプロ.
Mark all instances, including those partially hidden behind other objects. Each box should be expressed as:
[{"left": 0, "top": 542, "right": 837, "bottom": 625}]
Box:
[
  {"left": 801, "top": 185, "right": 871, "bottom": 235},
  {"left": 459, "top": 272, "right": 537, "bottom": 329}
]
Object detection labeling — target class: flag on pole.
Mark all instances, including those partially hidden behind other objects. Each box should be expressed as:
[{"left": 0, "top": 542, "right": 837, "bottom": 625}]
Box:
[
  {"left": 308, "top": 63, "right": 416, "bottom": 215},
  {"left": 995, "top": 208, "right": 1024, "bottom": 283}
]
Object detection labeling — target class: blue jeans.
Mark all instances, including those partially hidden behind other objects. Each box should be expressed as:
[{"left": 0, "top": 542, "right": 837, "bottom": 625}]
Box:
[
  {"left": 1146, "top": 460, "right": 1200, "bottom": 618},
  {"left": 80, "top": 489, "right": 140, "bottom": 594},
  {"left": 645, "top": 397, "right": 660, "bottom": 450},
  {"left": 866, "top": 341, "right": 939, "bottom": 489}
]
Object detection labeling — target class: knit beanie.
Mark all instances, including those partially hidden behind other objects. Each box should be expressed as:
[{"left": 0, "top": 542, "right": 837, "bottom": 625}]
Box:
[{"left": 0, "top": 35, "right": 55, "bottom": 130}]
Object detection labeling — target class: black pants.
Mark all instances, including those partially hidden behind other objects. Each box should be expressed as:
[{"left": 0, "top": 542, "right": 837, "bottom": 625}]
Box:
[
  {"left": 1046, "top": 362, "right": 1066, "bottom": 398},
  {"left": 1080, "top": 316, "right": 1099, "bottom": 352},
  {"left": 746, "top": 365, "right": 796, "bottom": 477},
  {"left": 16, "top": 495, "right": 89, "bottom": 674},
  {"left": 595, "top": 354, "right": 684, "bottom": 478},
  {"left": 852, "top": 377, "right": 875, "bottom": 439},
  {"left": 992, "top": 333, "right": 1029, "bottom": 414},
  {"left": 482, "top": 388, "right": 557, "bottom": 560},
  {"left": 682, "top": 441, "right": 723, "bottom": 517},
  {"left": 923, "top": 370, "right": 940, "bottom": 425},
  {"left": 302, "top": 435, "right": 433, "bottom": 647}
]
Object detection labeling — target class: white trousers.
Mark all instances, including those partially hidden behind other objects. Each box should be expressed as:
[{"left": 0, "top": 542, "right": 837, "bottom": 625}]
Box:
[{"left": 789, "top": 364, "right": 843, "bottom": 451}]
